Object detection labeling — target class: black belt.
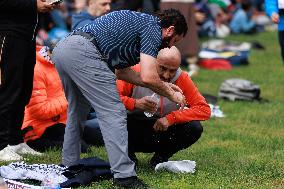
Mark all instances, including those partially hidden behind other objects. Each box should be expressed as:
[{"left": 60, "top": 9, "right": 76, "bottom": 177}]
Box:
[
  {"left": 72, "top": 31, "right": 104, "bottom": 56},
  {"left": 72, "top": 31, "right": 114, "bottom": 72}
]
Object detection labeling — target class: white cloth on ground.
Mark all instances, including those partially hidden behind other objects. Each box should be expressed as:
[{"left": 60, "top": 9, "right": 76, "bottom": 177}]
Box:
[
  {"left": 209, "top": 104, "right": 226, "bottom": 118},
  {"left": 155, "top": 160, "right": 196, "bottom": 173},
  {"left": 3, "top": 178, "right": 71, "bottom": 189},
  {"left": 0, "top": 162, "right": 67, "bottom": 184}
]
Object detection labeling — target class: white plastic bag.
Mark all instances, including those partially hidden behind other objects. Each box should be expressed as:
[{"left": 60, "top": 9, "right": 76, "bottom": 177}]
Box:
[{"left": 155, "top": 160, "right": 196, "bottom": 173}]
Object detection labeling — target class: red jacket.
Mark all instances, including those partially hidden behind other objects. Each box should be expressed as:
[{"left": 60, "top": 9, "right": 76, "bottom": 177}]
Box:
[
  {"left": 116, "top": 64, "right": 211, "bottom": 125},
  {"left": 22, "top": 46, "right": 68, "bottom": 142}
]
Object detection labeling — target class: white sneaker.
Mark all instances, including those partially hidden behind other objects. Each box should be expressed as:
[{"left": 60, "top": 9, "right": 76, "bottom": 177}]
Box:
[
  {"left": 0, "top": 146, "right": 23, "bottom": 161},
  {"left": 8, "top": 143, "right": 42, "bottom": 156}
]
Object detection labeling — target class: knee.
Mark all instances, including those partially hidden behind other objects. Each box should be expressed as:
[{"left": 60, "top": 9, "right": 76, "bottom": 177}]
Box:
[
  {"left": 180, "top": 121, "right": 203, "bottom": 145},
  {"left": 189, "top": 121, "right": 203, "bottom": 136}
]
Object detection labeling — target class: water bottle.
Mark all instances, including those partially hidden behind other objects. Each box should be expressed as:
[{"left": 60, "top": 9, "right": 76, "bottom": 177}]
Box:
[
  {"left": 144, "top": 93, "right": 160, "bottom": 117},
  {"left": 0, "top": 177, "right": 8, "bottom": 189},
  {"left": 41, "top": 173, "right": 61, "bottom": 189}
]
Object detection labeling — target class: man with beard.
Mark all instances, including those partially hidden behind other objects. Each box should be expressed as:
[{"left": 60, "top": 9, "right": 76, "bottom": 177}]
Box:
[
  {"left": 52, "top": 9, "right": 187, "bottom": 188},
  {"left": 117, "top": 46, "right": 211, "bottom": 168}
]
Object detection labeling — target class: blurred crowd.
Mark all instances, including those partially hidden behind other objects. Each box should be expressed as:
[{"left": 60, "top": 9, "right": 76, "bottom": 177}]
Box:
[
  {"left": 36, "top": 0, "right": 272, "bottom": 50},
  {"left": 36, "top": 0, "right": 160, "bottom": 48}
]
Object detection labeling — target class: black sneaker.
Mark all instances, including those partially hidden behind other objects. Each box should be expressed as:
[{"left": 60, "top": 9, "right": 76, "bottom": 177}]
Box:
[
  {"left": 149, "top": 153, "right": 169, "bottom": 169},
  {"left": 113, "top": 176, "right": 148, "bottom": 189}
]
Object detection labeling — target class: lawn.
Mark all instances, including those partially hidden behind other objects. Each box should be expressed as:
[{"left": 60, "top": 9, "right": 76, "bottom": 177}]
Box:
[{"left": 1, "top": 31, "right": 284, "bottom": 189}]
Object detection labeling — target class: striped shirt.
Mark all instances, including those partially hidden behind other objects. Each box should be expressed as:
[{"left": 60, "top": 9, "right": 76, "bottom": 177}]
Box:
[{"left": 79, "top": 10, "right": 162, "bottom": 69}]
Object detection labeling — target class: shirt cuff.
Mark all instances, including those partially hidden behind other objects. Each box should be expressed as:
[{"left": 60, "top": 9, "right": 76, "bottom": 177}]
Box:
[
  {"left": 166, "top": 113, "right": 176, "bottom": 126},
  {"left": 128, "top": 98, "right": 136, "bottom": 111}
]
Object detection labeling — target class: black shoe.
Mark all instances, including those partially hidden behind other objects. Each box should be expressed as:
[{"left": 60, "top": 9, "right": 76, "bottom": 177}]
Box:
[
  {"left": 113, "top": 176, "right": 148, "bottom": 189},
  {"left": 149, "top": 153, "right": 169, "bottom": 169}
]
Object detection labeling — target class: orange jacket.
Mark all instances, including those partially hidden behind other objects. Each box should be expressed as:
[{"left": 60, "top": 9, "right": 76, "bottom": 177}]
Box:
[
  {"left": 116, "top": 64, "right": 211, "bottom": 125},
  {"left": 22, "top": 46, "right": 68, "bottom": 142}
]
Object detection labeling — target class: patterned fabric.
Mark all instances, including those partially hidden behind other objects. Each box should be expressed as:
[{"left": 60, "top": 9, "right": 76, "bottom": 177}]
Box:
[
  {"left": 0, "top": 162, "right": 67, "bottom": 184},
  {"left": 38, "top": 46, "right": 52, "bottom": 63},
  {"left": 79, "top": 10, "right": 162, "bottom": 69}
]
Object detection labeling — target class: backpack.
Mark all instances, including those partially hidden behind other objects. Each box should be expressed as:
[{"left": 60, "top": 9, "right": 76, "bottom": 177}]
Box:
[{"left": 218, "top": 78, "right": 261, "bottom": 101}]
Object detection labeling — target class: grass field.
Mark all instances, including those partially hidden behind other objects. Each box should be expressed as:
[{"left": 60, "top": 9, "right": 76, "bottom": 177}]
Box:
[{"left": 1, "top": 31, "right": 284, "bottom": 189}]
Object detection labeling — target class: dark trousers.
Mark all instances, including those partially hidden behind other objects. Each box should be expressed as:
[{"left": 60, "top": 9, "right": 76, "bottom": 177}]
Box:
[
  {"left": 127, "top": 114, "right": 203, "bottom": 158},
  {"left": 0, "top": 35, "right": 36, "bottom": 150},
  {"left": 83, "top": 112, "right": 104, "bottom": 146},
  {"left": 278, "top": 31, "right": 284, "bottom": 63},
  {"left": 27, "top": 123, "right": 65, "bottom": 152},
  {"left": 26, "top": 122, "right": 97, "bottom": 152}
]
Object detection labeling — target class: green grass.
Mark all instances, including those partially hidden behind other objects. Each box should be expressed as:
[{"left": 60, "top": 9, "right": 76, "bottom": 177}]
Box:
[{"left": 2, "top": 31, "right": 284, "bottom": 188}]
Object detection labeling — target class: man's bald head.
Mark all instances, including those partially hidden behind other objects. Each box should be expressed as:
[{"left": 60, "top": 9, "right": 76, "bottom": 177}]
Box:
[
  {"left": 157, "top": 46, "right": 181, "bottom": 68},
  {"left": 156, "top": 46, "right": 181, "bottom": 82}
]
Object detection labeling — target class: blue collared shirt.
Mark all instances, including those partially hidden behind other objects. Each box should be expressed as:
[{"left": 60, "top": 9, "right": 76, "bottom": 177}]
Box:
[{"left": 79, "top": 10, "right": 162, "bottom": 69}]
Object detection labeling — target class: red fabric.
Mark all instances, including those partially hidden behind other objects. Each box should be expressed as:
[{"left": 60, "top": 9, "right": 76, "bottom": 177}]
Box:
[
  {"left": 199, "top": 58, "right": 232, "bottom": 70},
  {"left": 116, "top": 64, "right": 211, "bottom": 125},
  {"left": 116, "top": 64, "right": 140, "bottom": 111},
  {"left": 22, "top": 46, "right": 68, "bottom": 141}
]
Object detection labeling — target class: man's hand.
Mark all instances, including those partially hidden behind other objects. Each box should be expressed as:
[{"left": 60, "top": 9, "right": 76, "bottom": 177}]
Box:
[
  {"left": 165, "top": 83, "right": 186, "bottom": 109},
  {"left": 135, "top": 97, "right": 158, "bottom": 112},
  {"left": 153, "top": 117, "right": 171, "bottom": 132},
  {"left": 271, "top": 12, "right": 280, "bottom": 23},
  {"left": 167, "top": 83, "right": 183, "bottom": 94},
  {"left": 37, "top": 0, "right": 59, "bottom": 13}
]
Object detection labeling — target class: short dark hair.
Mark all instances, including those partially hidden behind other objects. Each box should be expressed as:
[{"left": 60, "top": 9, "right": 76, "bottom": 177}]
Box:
[
  {"left": 156, "top": 9, "right": 188, "bottom": 37},
  {"left": 241, "top": 0, "right": 252, "bottom": 11}
]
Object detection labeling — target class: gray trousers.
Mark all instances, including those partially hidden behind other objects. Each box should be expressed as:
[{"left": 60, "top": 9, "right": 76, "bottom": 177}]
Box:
[{"left": 52, "top": 35, "right": 136, "bottom": 178}]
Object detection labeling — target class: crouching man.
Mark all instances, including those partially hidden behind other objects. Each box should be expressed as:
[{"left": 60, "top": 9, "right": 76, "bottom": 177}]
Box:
[{"left": 117, "top": 46, "right": 211, "bottom": 168}]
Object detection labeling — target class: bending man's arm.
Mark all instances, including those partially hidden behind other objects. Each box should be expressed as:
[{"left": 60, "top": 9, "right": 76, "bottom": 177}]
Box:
[
  {"left": 115, "top": 67, "right": 146, "bottom": 87},
  {"left": 139, "top": 53, "right": 180, "bottom": 102},
  {"left": 116, "top": 53, "right": 184, "bottom": 105}
]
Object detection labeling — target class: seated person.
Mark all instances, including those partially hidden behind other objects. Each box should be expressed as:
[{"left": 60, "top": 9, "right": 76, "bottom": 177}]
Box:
[
  {"left": 71, "top": 0, "right": 111, "bottom": 30},
  {"left": 22, "top": 46, "right": 102, "bottom": 152},
  {"left": 229, "top": 0, "right": 256, "bottom": 34},
  {"left": 117, "top": 46, "right": 211, "bottom": 168},
  {"left": 22, "top": 46, "right": 68, "bottom": 151}
]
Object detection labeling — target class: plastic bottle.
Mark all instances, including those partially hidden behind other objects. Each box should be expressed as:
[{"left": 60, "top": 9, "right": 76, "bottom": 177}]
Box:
[
  {"left": 144, "top": 93, "right": 160, "bottom": 117},
  {"left": 0, "top": 177, "right": 8, "bottom": 189},
  {"left": 41, "top": 173, "right": 61, "bottom": 189}
]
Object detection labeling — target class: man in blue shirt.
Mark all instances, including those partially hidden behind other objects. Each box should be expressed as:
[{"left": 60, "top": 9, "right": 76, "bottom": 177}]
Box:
[
  {"left": 229, "top": 0, "right": 256, "bottom": 34},
  {"left": 266, "top": 0, "right": 284, "bottom": 63},
  {"left": 71, "top": 0, "right": 111, "bottom": 30},
  {"left": 52, "top": 9, "right": 188, "bottom": 188}
]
